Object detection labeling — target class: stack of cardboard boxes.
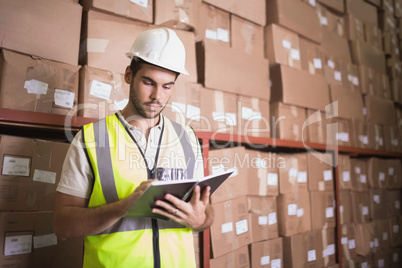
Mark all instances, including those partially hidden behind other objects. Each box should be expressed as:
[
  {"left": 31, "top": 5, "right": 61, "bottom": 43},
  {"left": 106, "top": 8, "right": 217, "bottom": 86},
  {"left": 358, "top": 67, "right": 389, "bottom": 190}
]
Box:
[{"left": 0, "top": 0, "right": 402, "bottom": 267}]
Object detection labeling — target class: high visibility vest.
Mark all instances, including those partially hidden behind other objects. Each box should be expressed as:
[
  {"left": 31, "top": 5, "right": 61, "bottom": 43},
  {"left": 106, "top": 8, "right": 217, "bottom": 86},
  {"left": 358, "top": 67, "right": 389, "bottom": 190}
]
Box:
[{"left": 81, "top": 113, "right": 199, "bottom": 268}]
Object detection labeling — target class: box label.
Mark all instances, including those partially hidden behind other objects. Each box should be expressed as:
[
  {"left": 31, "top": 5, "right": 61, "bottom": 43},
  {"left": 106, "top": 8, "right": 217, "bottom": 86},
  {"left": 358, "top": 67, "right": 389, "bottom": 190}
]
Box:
[
  {"left": 4, "top": 235, "right": 32, "bottom": 256},
  {"left": 186, "top": 105, "right": 200, "bottom": 121},
  {"left": 268, "top": 212, "right": 277, "bottom": 225},
  {"left": 54, "top": 89, "right": 75, "bottom": 108},
  {"left": 130, "top": 0, "right": 148, "bottom": 8},
  {"left": 267, "top": 173, "right": 278, "bottom": 186},
  {"left": 271, "top": 259, "right": 281, "bottom": 268},
  {"left": 2, "top": 156, "right": 30, "bottom": 176},
  {"left": 258, "top": 216, "right": 268, "bottom": 225},
  {"left": 261, "top": 256, "right": 270, "bottom": 265},
  {"left": 235, "top": 219, "right": 248, "bottom": 235},
  {"left": 307, "top": 250, "right": 316, "bottom": 261},
  {"left": 24, "top": 79, "right": 48, "bottom": 95},
  {"left": 90, "top": 80, "right": 112, "bottom": 100},
  {"left": 221, "top": 222, "right": 233, "bottom": 234},
  {"left": 288, "top": 204, "right": 297, "bottom": 215},
  {"left": 297, "top": 171, "right": 307, "bottom": 183},
  {"left": 342, "top": 171, "right": 350, "bottom": 182},
  {"left": 33, "top": 169, "right": 56, "bottom": 184},
  {"left": 34, "top": 233, "right": 57, "bottom": 249},
  {"left": 323, "top": 170, "right": 332, "bottom": 181},
  {"left": 348, "top": 239, "right": 356, "bottom": 249},
  {"left": 326, "top": 207, "right": 334, "bottom": 218}
]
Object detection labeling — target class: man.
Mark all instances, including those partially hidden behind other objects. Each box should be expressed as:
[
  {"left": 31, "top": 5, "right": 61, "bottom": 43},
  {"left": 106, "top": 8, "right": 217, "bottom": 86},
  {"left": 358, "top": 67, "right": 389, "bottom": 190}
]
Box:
[{"left": 53, "top": 27, "right": 213, "bottom": 268}]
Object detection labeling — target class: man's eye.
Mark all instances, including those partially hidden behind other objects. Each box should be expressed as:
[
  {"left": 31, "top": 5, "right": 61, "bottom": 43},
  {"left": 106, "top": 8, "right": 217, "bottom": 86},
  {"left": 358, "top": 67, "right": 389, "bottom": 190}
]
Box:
[
  {"left": 163, "top": 86, "right": 172, "bottom": 90},
  {"left": 143, "top": 81, "right": 153, "bottom": 86}
]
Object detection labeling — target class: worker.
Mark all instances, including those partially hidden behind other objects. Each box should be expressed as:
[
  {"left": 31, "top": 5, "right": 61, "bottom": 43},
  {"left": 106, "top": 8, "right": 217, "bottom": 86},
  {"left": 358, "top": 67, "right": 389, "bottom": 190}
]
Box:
[{"left": 53, "top": 27, "right": 214, "bottom": 268}]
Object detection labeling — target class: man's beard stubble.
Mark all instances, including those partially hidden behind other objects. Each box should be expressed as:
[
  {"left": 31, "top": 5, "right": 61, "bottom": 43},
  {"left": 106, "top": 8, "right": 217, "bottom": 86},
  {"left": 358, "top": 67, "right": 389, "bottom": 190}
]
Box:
[{"left": 130, "top": 83, "right": 169, "bottom": 120}]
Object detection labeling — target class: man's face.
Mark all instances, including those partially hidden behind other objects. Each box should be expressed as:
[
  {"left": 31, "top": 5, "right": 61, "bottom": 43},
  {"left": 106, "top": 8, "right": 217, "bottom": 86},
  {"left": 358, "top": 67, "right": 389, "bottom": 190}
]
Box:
[{"left": 127, "top": 63, "right": 176, "bottom": 119}]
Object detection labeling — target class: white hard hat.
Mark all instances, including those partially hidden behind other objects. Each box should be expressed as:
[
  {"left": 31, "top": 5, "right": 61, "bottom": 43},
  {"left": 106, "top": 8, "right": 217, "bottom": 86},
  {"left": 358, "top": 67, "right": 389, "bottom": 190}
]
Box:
[{"left": 126, "top": 27, "right": 189, "bottom": 75}]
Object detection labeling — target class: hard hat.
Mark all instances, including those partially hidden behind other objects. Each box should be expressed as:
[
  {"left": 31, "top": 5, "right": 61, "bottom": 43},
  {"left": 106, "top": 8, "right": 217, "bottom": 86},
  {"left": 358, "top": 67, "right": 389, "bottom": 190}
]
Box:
[{"left": 126, "top": 27, "right": 189, "bottom": 75}]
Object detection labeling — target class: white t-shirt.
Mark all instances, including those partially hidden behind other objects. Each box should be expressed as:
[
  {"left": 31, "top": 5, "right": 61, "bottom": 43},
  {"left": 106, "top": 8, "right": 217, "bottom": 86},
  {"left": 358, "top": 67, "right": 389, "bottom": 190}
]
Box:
[{"left": 56, "top": 113, "right": 204, "bottom": 199}]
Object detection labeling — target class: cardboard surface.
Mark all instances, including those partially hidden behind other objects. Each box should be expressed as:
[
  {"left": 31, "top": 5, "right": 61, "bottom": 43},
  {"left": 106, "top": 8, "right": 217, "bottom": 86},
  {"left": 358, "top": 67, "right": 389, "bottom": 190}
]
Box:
[
  {"left": 249, "top": 237, "right": 283, "bottom": 268},
  {"left": 304, "top": 109, "right": 327, "bottom": 144},
  {"left": 339, "top": 191, "right": 353, "bottom": 224},
  {"left": 364, "top": 95, "right": 396, "bottom": 125},
  {"left": 310, "top": 191, "right": 336, "bottom": 230},
  {"left": 350, "top": 39, "right": 386, "bottom": 74},
  {"left": 247, "top": 196, "right": 278, "bottom": 243},
  {"left": 0, "top": 0, "right": 82, "bottom": 65},
  {"left": 237, "top": 95, "right": 270, "bottom": 138},
  {"left": 277, "top": 153, "right": 308, "bottom": 194},
  {"left": 307, "top": 153, "right": 334, "bottom": 192},
  {"left": 270, "top": 102, "right": 307, "bottom": 142},
  {"left": 209, "top": 245, "right": 250, "bottom": 268},
  {"left": 154, "top": 0, "right": 201, "bottom": 31},
  {"left": 299, "top": 37, "right": 324, "bottom": 76},
  {"left": 338, "top": 154, "right": 352, "bottom": 191},
  {"left": 329, "top": 85, "right": 364, "bottom": 120},
  {"left": 231, "top": 15, "right": 265, "bottom": 58},
  {"left": 350, "top": 158, "right": 369, "bottom": 192}
]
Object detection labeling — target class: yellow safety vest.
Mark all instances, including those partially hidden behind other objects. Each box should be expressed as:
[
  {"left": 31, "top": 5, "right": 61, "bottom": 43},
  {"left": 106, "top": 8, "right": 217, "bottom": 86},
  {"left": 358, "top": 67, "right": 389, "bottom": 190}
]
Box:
[{"left": 82, "top": 113, "right": 199, "bottom": 268}]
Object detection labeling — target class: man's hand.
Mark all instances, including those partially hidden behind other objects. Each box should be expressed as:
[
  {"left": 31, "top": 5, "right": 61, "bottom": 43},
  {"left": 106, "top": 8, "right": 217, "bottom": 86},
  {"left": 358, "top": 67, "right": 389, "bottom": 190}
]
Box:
[{"left": 151, "top": 185, "right": 214, "bottom": 231}]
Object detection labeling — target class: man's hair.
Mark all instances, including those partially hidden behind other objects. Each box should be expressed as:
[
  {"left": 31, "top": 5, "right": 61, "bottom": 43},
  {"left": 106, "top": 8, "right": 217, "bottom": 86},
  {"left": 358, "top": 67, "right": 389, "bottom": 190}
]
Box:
[{"left": 129, "top": 58, "right": 180, "bottom": 80}]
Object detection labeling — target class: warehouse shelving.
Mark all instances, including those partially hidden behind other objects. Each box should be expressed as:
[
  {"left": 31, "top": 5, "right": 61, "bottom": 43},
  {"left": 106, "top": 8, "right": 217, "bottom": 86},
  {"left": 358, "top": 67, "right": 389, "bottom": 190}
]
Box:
[{"left": 1, "top": 107, "right": 402, "bottom": 268}]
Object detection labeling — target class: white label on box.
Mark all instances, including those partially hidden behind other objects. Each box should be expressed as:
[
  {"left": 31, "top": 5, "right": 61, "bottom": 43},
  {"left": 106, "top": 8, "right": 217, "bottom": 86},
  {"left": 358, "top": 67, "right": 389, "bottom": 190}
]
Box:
[
  {"left": 393, "top": 253, "right": 398, "bottom": 262},
  {"left": 320, "top": 15, "right": 328, "bottom": 25},
  {"left": 359, "top": 135, "right": 369, "bottom": 145},
  {"left": 326, "top": 207, "right": 334, "bottom": 218},
  {"left": 212, "top": 112, "right": 225, "bottom": 122},
  {"left": 313, "top": 58, "right": 322, "bottom": 69},
  {"left": 336, "top": 132, "right": 349, "bottom": 142},
  {"left": 221, "top": 222, "right": 233, "bottom": 234},
  {"left": 4, "top": 235, "right": 32, "bottom": 256},
  {"left": 374, "top": 238, "right": 379, "bottom": 247},
  {"left": 282, "top": 39, "right": 291, "bottom": 49},
  {"left": 252, "top": 111, "right": 262, "bottom": 120},
  {"left": 340, "top": 205, "right": 344, "bottom": 213},
  {"left": 171, "top": 102, "right": 186, "bottom": 113},
  {"left": 225, "top": 112, "right": 237, "bottom": 126},
  {"left": 392, "top": 138, "right": 398, "bottom": 146},
  {"left": 360, "top": 174, "right": 367, "bottom": 184},
  {"left": 378, "top": 259, "right": 385, "bottom": 268},
  {"left": 309, "top": 0, "right": 316, "bottom": 6},
  {"left": 361, "top": 262, "right": 368, "bottom": 268},
  {"left": 362, "top": 206, "right": 369, "bottom": 215},
  {"left": 323, "top": 169, "right": 332, "bottom": 181},
  {"left": 327, "top": 60, "right": 335, "bottom": 69},
  {"left": 261, "top": 256, "right": 270, "bottom": 265},
  {"left": 348, "top": 239, "right": 356, "bottom": 249},
  {"left": 289, "top": 168, "right": 298, "bottom": 177},
  {"left": 271, "top": 259, "right": 281, "bottom": 268},
  {"left": 114, "top": 98, "right": 129, "bottom": 110},
  {"left": 297, "top": 208, "right": 304, "bottom": 217},
  {"left": 211, "top": 164, "right": 225, "bottom": 175},
  {"left": 54, "top": 89, "right": 74, "bottom": 108},
  {"left": 267, "top": 173, "right": 278, "bottom": 186},
  {"left": 334, "top": 71, "right": 342, "bottom": 81},
  {"left": 205, "top": 29, "right": 218, "bottom": 40},
  {"left": 33, "top": 233, "right": 57, "bottom": 249},
  {"left": 342, "top": 171, "right": 350, "bottom": 182},
  {"left": 130, "top": 0, "right": 148, "bottom": 8},
  {"left": 268, "top": 212, "right": 277, "bottom": 225},
  {"left": 24, "top": 79, "right": 48, "bottom": 95},
  {"left": 379, "top": 172, "right": 385, "bottom": 181},
  {"left": 90, "top": 80, "right": 112, "bottom": 100},
  {"left": 33, "top": 169, "right": 56, "bottom": 184},
  {"left": 186, "top": 105, "right": 200, "bottom": 121},
  {"left": 355, "top": 167, "right": 361, "bottom": 174},
  {"left": 217, "top": 28, "right": 229, "bottom": 43},
  {"left": 235, "top": 219, "right": 248, "bottom": 235},
  {"left": 255, "top": 158, "right": 267, "bottom": 169},
  {"left": 242, "top": 107, "right": 253, "bottom": 120},
  {"left": 388, "top": 167, "right": 394, "bottom": 176},
  {"left": 393, "top": 225, "right": 399, "bottom": 233},
  {"left": 2, "top": 156, "right": 30, "bottom": 176},
  {"left": 370, "top": 240, "right": 374, "bottom": 248},
  {"left": 230, "top": 167, "right": 238, "bottom": 177},
  {"left": 297, "top": 171, "right": 307, "bottom": 183},
  {"left": 341, "top": 237, "right": 348, "bottom": 245},
  {"left": 383, "top": 232, "right": 388, "bottom": 241},
  {"left": 395, "top": 200, "right": 400, "bottom": 209},
  {"left": 373, "top": 194, "right": 380, "bottom": 204},
  {"left": 353, "top": 76, "right": 359, "bottom": 86},
  {"left": 307, "top": 250, "right": 316, "bottom": 262},
  {"left": 258, "top": 216, "right": 268, "bottom": 225},
  {"left": 87, "top": 38, "right": 109, "bottom": 53},
  {"left": 288, "top": 204, "right": 297, "bottom": 215},
  {"left": 291, "top": 49, "right": 300, "bottom": 60}
]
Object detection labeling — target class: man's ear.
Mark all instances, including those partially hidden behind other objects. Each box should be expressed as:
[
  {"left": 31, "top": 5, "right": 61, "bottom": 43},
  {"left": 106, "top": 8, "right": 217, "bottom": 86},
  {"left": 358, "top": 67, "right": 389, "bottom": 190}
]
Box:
[{"left": 124, "top": 66, "right": 132, "bottom": 84}]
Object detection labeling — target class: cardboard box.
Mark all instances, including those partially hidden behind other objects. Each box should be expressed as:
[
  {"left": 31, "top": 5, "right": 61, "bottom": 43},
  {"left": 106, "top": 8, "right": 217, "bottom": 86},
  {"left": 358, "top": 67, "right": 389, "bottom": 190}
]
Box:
[
  {"left": 196, "top": 40, "right": 270, "bottom": 100},
  {"left": 304, "top": 109, "right": 327, "bottom": 145},
  {"left": 350, "top": 158, "right": 369, "bottom": 192},
  {"left": 378, "top": 9, "right": 397, "bottom": 32},
  {"left": 200, "top": 88, "right": 238, "bottom": 135},
  {"left": 322, "top": 228, "right": 337, "bottom": 267},
  {"left": 248, "top": 237, "right": 283, "bottom": 268},
  {"left": 0, "top": 212, "right": 83, "bottom": 267},
  {"left": 325, "top": 117, "right": 354, "bottom": 147},
  {"left": 320, "top": 29, "right": 352, "bottom": 63},
  {"left": 0, "top": 135, "right": 69, "bottom": 211},
  {"left": 317, "top": 0, "right": 345, "bottom": 13},
  {"left": 386, "top": 57, "right": 402, "bottom": 80},
  {"left": 350, "top": 40, "right": 386, "bottom": 74},
  {"left": 364, "top": 95, "right": 396, "bottom": 125},
  {"left": 323, "top": 56, "right": 343, "bottom": 88},
  {"left": 277, "top": 153, "right": 308, "bottom": 194},
  {"left": 283, "top": 230, "right": 324, "bottom": 268},
  {"left": 338, "top": 154, "right": 353, "bottom": 191},
  {"left": 340, "top": 224, "right": 358, "bottom": 264},
  {"left": 0, "top": 0, "right": 82, "bottom": 66},
  {"left": 270, "top": 102, "right": 306, "bottom": 142},
  {"left": 237, "top": 95, "right": 270, "bottom": 138},
  {"left": 344, "top": 14, "right": 365, "bottom": 41},
  {"left": 0, "top": 49, "right": 79, "bottom": 115},
  {"left": 195, "top": 3, "right": 231, "bottom": 45},
  {"left": 388, "top": 217, "right": 402, "bottom": 247},
  {"left": 385, "top": 190, "right": 401, "bottom": 217},
  {"left": 354, "top": 223, "right": 373, "bottom": 256},
  {"left": 367, "top": 157, "right": 388, "bottom": 189},
  {"left": 270, "top": 64, "right": 330, "bottom": 111},
  {"left": 350, "top": 191, "right": 371, "bottom": 223},
  {"left": 383, "top": 125, "right": 400, "bottom": 152},
  {"left": 209, "top": 245, "right": 250, "bottom": 268},
  {"left": 264, "top": 24, "right": 301, "bottom": 69},
  {"left": 203, "top": 0, "right": 266, "bottom": 26},
  {"left": 310, "top": 191, "right": 336, "bottom": 230},
  {"left": 383, "top": 31, "right": 399, "bottom": 58},
  {"left": 340, "top": 191, "right": 353, "bottom": 224},
  {"left": 266, "top": 0, "right": 322, "bottom": 43},
  {"left": 358, "top": 64, "right": 377, "bottom": 96},
  {"left": 345, "top": 0, "right": 379, "bottom": 26},
  {"left": 340, "top": 61, "right": 360, "bottom": 92},
  {"left": 80, "top": 0, "right": 153, "bottom": 23},
  {"left": 365, "top": 24, "right": 383, "bottom": 51},
  {"left": 351, "top": 119, "right": 371, "bottom": 149},
  {"left": 375, "top": 73, "right": 392, "bottom": 100},
  {"left": 208, "top": 147, "right": 248, "bottom": 204},
  {"left": 368, "top": 220, "right": 382, "bottom": 253},
  {"left": 299, "top": 37, "right": 324, "bottom": 76},
  {"left": 386, "top": 159, "right": 402, "bottom": 189},
  {"left": 231, "top": 15, "right": 264, "bottom": 58},
  {"left": 154, "top": 0, "right": 201, "bottom": 31},
  {"left": 277, "top": 191, "right": 312, "bottom": 237},
  {"left": 329, "top": 86, "right": 364, "bottom": 120},
  {"left": 163, "top": 81, "right": 202, "bottom": 131},
  {"left": 210, "top": 196, "right": 252, "bottom": 258},
  {"left": 247, "top": 196, "right": 278, "bottom": 243},
  {"left": 78, "top": 65, "right": 129, "bottom": 119},
  {"left": 368, "top": 123, "right": 386, "bottom": 151},
  {"left": 307, "top": 153, "right": 334, "bottom": 192},
  {"left": 245, "top": 149, "right": 279, "bottom": 197},
  {"left": 369, "top": 189, "right": 387, "bottom": 220},
  {"left": 316, "top": 3, "right": 346, "bottom": 38}
]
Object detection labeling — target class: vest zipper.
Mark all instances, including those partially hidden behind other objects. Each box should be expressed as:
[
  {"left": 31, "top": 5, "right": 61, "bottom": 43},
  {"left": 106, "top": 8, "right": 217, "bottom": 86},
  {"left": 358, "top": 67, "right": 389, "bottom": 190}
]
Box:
[{"left": 152, "top": 219, "right": 161, "bottom": 268}]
